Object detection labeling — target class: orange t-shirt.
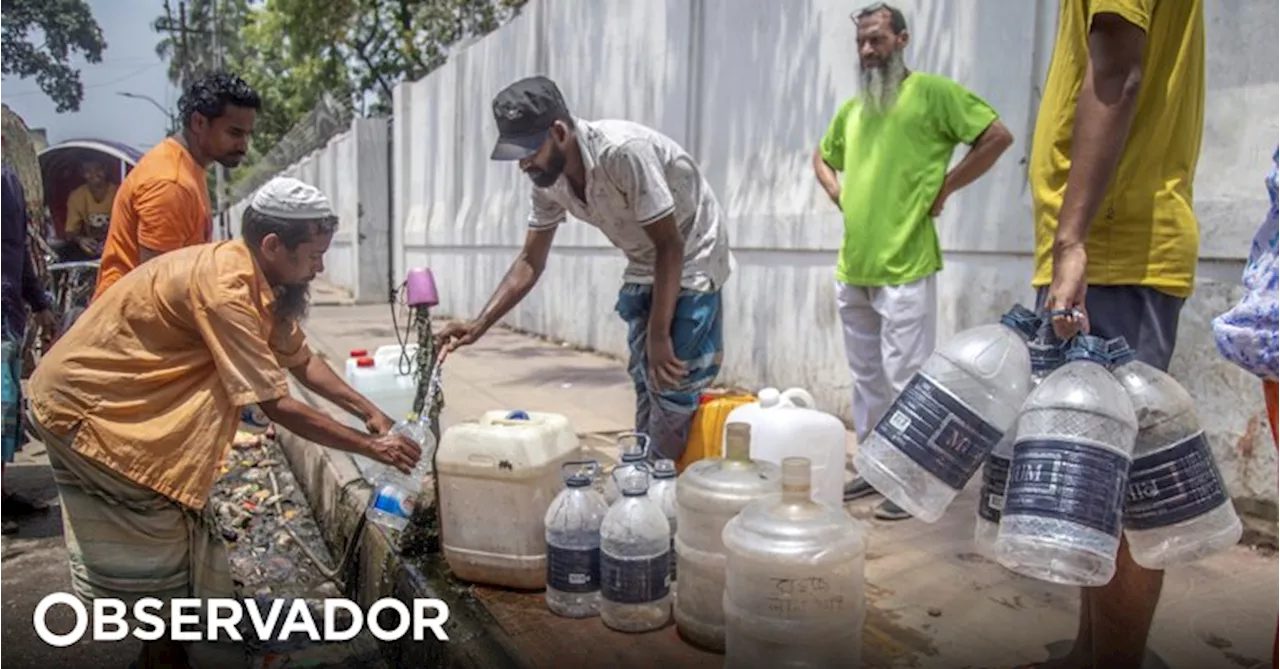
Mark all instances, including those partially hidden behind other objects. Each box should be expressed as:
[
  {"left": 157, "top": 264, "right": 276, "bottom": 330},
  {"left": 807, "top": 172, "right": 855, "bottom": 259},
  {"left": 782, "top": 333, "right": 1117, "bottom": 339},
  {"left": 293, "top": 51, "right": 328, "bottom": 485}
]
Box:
[{"left": 93, "top": 137, "right": 211, "bottom": 301}]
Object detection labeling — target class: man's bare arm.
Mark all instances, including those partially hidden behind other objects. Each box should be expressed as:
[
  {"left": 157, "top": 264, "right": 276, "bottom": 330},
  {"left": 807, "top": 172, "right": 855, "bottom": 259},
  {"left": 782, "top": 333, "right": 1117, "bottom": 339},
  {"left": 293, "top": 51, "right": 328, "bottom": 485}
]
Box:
[
  {"left": 471, "top": 226, "right": 557, "bottom": 332},
  {"left": 1055, "top": 12, "right": 1146, "bottom": 251},
  {"left": 259, "top": 395, "right": 420, "bottom": 473},
  {"left": 290, "top": 354, "right": 386, "bottom": 425},
  {"left": 812, "top": 146, "right": 843, "bottom": 207},
  {"left": 941, "top": 120, "right": 1014, "bottom": 199}
]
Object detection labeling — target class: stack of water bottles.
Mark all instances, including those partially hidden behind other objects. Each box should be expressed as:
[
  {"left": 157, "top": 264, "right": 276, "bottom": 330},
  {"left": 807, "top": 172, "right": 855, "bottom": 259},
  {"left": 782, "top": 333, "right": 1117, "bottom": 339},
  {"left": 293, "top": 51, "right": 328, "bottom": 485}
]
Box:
[{"left": 852, "top": 302, "right": 1242, "bottom": 586}]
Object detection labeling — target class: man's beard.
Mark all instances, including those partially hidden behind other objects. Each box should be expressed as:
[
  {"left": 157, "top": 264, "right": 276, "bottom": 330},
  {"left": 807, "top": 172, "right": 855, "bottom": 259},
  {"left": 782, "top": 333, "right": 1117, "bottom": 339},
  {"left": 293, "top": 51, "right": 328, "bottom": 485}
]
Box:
[
  {"left": 274, "top": 282, "right": 312, "bottom": 326},
  {"left": 860, "top": 49, "right": 907, "bottom": 114},
  {"left": 524, "top": 145, "right": 566, "bottom": 188}
]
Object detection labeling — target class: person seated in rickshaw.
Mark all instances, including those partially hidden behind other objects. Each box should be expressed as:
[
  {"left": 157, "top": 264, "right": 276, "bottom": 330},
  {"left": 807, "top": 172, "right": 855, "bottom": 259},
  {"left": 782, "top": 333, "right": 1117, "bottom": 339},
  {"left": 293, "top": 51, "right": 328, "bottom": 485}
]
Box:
[{"left": 63, "top": 158, "right": 117, "bottom": 260}]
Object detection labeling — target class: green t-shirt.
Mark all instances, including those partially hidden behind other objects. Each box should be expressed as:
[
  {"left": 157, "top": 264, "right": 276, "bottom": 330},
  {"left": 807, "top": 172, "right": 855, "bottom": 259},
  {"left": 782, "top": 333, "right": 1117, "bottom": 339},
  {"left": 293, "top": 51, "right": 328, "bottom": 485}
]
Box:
[{"left": 821, "top": 73, "right": 998, "bottom": 286}]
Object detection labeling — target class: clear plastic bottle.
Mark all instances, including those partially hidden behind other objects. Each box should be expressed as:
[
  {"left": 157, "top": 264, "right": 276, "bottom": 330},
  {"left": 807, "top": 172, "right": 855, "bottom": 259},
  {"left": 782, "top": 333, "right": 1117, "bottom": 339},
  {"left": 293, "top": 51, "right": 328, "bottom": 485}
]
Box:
[
  {"left": 722, "top": 457, "right": 867, "bottom": 668},
  {"left": 853, "top": 304, "right": 1041, "bottom": 522},
  {"left": 599, "top": 466, "right": 672, "bottom": 633},
  {"left": 974, "top": 332, "right": 1066, "bottom": 557},
  {"left": 366, "top": 413, "right": 436, "bottom": 532},
  {"left": 544, "top": 460, "right": 610, "bottom": 618},
  {"left": 602, "top": 432, "right": 651, "bottom": 505},
  {"left": 674, "top": 422, "right": 782, "bottom": 652},
  {"left": 1109, "top": 338, "right": 1244, "bottom": 569},
  {"left": 995, "top": 335, "right": 1138, "bottom": 587},
  {"left": 647, "top": 458, "right": 679, "bottom": 583}
]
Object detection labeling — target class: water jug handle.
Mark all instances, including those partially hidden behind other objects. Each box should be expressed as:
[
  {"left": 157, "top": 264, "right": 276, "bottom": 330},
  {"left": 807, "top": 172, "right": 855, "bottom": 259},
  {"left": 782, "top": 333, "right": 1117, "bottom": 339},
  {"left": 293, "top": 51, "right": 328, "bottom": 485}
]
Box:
[
  {"left": 561, "top": 459, "right": 600, "bottom": 480},
  {"left": 616, "top": 431, "right": 652, "bottom": 457},
  {"left": 780, "top": 387, "right": 817, "bottom": 408}
]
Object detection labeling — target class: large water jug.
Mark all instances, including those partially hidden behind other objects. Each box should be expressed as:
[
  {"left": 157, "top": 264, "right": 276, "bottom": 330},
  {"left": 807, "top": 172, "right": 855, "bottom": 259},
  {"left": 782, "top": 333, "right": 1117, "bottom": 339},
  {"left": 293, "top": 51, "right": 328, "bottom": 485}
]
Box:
[
  {"left": 647, "top": 459, "right": 679, "bottom": 582},
  {"left": 674, "top": 422, "right": 782, "bottom": 652},
  {"left": 974, "top": 332, "right": 1066, "bottom": 557},
  {"left": 346, "top": 355, "right": 417, "bottom": 427},
  {"left": 344, "top": 348, "right": 370, "bottom": 380},
  {"left": 853, "top": 304, "right": 1041, "bottom": 523},
  {"left": 600, "top": 467, "right": 672, "bottom": 633},
  {"left": 1109, "top": 338, "right": 1243, "bottom": 569},
  {"left": 722, "top": 456, "right": 867, "bottom": 668},
  {"left": 366, "top": 412, "right": 436, "bottom": 532},
  {"left": 602, "top": 432, "right": 651, "bottom": 505},
  {"left": 995, "top": 335, "right": 1138, "bottom": 586},
  {"left": 374, "top": 343, "right": 420, "bottom": 375},
  {"left": 544, "top": 460, "right": 610, "bottom": 618},
  {"left": 438, "top": 410, "right": 582, "bottom": 590},
  {"left": 723, "top": 387, "right": 846, "bottom": 509}
]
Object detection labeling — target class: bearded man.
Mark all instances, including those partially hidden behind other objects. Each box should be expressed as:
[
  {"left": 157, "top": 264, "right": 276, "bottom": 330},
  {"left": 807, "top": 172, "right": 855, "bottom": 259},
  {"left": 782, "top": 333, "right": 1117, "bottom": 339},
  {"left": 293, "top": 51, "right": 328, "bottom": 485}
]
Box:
[
  {"left": 437, "top": 75, "right": 733, "bottom": 463},
  {"left": 813, "top": 3, "right": 1013, "bottom": 520},
  {"left": 26, "top": 177, "right": 420, "bottom": 669}
]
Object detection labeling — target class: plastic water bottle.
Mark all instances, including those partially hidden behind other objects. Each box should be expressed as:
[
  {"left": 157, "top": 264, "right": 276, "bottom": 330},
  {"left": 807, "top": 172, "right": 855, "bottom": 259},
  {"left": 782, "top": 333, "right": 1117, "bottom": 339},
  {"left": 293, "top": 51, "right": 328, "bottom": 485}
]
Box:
[
  {"left": 366, "top": 413, "right": 435, "bottom": 532},
  {"left": 995, "top": 335, "right": 1138, "bottom": 586},
  {"left": 600, "top": 466, "right": 672, "bottom": 632},
  {"left": 1109, "top": 338, "right": 1243, "bottom": 569},
  {"left": 853, "top": 304, "right": 1042, "bottom": 522},
  {"left": 544, "top": 460, "right": 610, "bottom": 618},
  {"left": 974, "top": 331, "right": 1066, "bottom": 557},
  {"left": 602, "top": 432, "right": 651, "bottom": 505},
  {"left": 647, "top": 459, "right": 679, "bottom": 582}
]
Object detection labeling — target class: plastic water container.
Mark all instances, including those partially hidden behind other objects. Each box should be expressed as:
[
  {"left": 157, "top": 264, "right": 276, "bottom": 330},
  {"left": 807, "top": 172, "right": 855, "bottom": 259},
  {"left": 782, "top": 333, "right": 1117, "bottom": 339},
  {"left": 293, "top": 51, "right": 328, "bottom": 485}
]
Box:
[
  {"left": 680, "top": 392, "right": 756, "bottom": 473},
  {"left": 366, "top": 414, "right": 435, "bottom": 532},
  {"left": 344, "top": 348, "right": 370, "bottom": 380},
  {"left": 346, "top": 355, "right": 417, "bottom": 426},
  {"left": 647, "top": 459, "right": 679, "bottom": 582},
  {"left": 722, "top": 457, "right": 867, "bottom": 668},
  {"left": 724, "top": 387, "right": 846, "bottom": 509},
  {"left": 602, "top": 433, "right": 651, "bottom": 505},
  {"left": 674, "top": 422, "right": 782, "bottom": 652},
  {"left": 438, "top": 410, "right": 582, "bottom": 590},
  {"left": 995, "top": 335, "right": 1138, "bottom": 587},
  {"left": 374, "top": 343, "right": 420, "bottom": 374},
  {"left": 600, "top": 467, "right": 672, "bottom": 633},
  {"left": 974, "top": 333, "right": 1066, "bottom": 558},
  {"left": 544, "top": 460, "right": 610, "bottom": 618},
  {"left": 853, "top": 304, "right": 1041, "bottom": 523},
  {"left": 1109, "top": 338, "right": 1243, "bottom": 569}
]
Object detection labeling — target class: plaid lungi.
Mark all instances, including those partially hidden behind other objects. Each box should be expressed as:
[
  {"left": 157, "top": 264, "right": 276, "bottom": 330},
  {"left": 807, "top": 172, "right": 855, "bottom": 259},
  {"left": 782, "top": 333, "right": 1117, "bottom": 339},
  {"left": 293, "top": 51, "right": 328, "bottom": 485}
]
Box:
[{"left": 2, "top": 339, "right": 24, "bottom": 463}]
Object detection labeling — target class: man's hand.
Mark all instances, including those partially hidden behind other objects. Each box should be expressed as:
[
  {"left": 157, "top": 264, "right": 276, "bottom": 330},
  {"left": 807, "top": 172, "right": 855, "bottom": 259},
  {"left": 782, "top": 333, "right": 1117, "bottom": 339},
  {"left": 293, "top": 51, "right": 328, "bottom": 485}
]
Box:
[
  {"left": 365, "top": 411, "right": 396, "bottom": 436},
  {"left": 365, "top": 432, "right": 422, "bottom": 475},
  {"left": 1046, "top": 243, "right": 1090, "bottom": 339},
  {"left": 647, "top": 334, "right": 686, "bottom": 391},
  {"left": 32, "top": 309, "right": 58, "bottom": 347},
  {"left": 435, "top": 320, "right": 485, "bottom": 353},
  {"left": 930, "top": 181, "right": 952, "bottom": 217}
]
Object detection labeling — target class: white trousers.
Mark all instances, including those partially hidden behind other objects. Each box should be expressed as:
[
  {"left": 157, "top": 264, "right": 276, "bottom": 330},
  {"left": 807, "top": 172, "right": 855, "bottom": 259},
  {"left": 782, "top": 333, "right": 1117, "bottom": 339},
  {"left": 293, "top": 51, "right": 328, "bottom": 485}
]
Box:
[{"left": 836, "top": 276, "right": 938, "bottom": 443}]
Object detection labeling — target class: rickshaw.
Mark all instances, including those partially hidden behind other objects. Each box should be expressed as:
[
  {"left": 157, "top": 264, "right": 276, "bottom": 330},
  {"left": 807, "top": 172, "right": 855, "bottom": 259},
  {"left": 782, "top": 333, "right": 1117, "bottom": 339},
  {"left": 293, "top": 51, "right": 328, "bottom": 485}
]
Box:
[{"left": 37, "top": 138, "right": 144, "bottom": 332}]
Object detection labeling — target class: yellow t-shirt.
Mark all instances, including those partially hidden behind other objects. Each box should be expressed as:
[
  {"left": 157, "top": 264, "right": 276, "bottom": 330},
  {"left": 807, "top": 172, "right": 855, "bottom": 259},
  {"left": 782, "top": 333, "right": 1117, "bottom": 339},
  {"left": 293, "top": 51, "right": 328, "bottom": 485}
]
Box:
[
  {"left": 65, "top": 183, "right": 118, "bottom": 242},
  {"left": 1029, "top": 0, "right": 1204, "bottom": 298}
]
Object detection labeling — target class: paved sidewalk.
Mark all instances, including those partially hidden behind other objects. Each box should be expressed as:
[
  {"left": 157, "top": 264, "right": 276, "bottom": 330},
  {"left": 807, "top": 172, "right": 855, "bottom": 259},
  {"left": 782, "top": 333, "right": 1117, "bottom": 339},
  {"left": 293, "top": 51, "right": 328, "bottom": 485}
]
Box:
[{"left": 302, "top": 304, "right": 1279, "bottom": 669}]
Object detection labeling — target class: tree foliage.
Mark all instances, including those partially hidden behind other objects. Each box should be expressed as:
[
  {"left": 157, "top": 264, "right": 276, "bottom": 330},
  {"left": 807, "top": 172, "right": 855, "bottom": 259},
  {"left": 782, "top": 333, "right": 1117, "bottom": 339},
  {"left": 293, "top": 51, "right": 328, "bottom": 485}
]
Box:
[{"left": 1, "top": 0, "right": 108, "bottom": 113}]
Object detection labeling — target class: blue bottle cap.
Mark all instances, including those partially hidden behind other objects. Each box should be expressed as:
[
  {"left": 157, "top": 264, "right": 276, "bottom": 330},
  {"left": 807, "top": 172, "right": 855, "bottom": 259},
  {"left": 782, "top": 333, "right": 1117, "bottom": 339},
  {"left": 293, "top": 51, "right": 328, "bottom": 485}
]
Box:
[
  {"left": 505, "top": 410, "right": 530, "bottom": 420},
  {"left": 1064, "top": 334, "right": 1111, "bottom": 366},
  {"left": 999, "top": 303, "right": 1042, "bottom": 341}
]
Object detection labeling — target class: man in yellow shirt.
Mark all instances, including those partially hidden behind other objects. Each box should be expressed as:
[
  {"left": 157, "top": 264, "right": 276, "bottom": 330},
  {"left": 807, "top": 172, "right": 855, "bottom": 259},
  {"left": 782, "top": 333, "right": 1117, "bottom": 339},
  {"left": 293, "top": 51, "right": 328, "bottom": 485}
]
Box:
[
  {"left": 63, "top": 158, "right": 118, "bottom": 259},
  {"left": 27, "top": 177, "right": 420, "bottom": 668},
  {"left": 1027, "top": 1, "right": 1204, "bottom": 667}
]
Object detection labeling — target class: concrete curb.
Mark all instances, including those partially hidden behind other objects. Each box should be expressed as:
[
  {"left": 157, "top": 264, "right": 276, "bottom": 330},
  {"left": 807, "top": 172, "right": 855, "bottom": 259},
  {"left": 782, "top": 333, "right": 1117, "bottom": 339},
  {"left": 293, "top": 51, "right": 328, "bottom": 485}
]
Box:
[{"left": 279, "top": 373, "right": 531, "bottom": 668}]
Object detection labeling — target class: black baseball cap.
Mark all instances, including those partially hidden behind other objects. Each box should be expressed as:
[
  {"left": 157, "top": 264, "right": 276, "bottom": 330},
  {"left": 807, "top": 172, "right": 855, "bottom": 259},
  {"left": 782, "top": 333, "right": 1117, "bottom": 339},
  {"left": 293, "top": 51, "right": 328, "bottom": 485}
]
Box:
[{"left": 490, "top": 75, "right": 569, "bottom": 161}]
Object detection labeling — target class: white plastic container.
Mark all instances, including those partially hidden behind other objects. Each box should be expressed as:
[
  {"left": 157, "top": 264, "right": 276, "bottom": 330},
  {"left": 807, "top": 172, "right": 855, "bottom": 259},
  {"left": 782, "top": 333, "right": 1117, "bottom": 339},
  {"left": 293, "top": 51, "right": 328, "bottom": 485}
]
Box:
[
  {"left": 374, "top": 343, "right": 420, "bottom": 375},
  {"left": 346, "top": 355, "right": 417, "bottom": 425},
  {"left": 438, "top": 410, "right": 582, "bottom": 590},
  {"left": 723, "top": 387, "right": 845, "bottom": 508},
  {"left": 344, "top": 348, "right": 370, "bottom": 380},
  {"left": 722, "top": 456, "right": 867, "bottom": 668}
]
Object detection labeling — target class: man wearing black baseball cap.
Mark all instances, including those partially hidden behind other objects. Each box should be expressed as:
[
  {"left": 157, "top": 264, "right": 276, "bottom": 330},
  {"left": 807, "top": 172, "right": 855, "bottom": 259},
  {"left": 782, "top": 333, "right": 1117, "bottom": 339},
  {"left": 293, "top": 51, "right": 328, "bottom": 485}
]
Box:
[{"left": 438, "top": 75, "right": 734, "bottom": 463}]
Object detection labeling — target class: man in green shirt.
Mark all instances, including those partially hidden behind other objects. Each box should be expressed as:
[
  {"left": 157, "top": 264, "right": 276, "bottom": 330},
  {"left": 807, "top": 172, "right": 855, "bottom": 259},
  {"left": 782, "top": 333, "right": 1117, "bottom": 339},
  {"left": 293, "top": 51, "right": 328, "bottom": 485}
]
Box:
[{"left": 813, "top": 3, "right": 1013, "bottom": 520}]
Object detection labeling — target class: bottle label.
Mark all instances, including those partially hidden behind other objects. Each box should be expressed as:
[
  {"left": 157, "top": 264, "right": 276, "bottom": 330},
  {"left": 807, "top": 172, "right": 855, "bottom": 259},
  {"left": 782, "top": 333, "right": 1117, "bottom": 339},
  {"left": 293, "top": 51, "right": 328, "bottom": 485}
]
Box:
[
  {"left": 546, "top": 545, "right": 601, "bottom": 594},
  {"left": 372, "top": 485, "right": 416, "bottom": 520},
  {"left": 1003, "top": 439, "right": 1131, "bottom": 537},
  {"left": 600, "top": 550, "right": 670, "bottom": 604},
  {"left": 977, "top": 454, "right": 1011, "bottom": 523},
  {"left": 872, "top": 373, "right": 1005, "bottom": 491},
  {"left": 1124, "top": 432, "right": 1230, "bottom": 531}
]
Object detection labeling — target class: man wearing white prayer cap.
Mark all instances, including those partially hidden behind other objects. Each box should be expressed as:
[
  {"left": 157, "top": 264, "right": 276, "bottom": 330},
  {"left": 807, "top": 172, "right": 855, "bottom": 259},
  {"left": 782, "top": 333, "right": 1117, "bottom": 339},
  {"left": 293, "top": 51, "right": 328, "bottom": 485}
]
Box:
[{"left": 26, "top": 176, "right": 419, "bottom": 669}]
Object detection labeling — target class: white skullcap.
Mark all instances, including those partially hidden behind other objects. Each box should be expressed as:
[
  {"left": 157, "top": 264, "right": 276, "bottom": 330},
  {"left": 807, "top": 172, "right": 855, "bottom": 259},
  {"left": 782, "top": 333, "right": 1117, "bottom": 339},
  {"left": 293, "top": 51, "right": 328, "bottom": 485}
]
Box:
[{"left": 250, "top": 176, "right": 334, "bottom": 220}]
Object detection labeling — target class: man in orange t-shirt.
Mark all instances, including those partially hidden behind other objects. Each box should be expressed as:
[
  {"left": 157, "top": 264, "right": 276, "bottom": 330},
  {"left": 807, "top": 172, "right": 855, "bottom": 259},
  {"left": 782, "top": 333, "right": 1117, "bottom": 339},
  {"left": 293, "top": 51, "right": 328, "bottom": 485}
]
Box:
[{"left": 93, "top": 71, "right": 260, "bottom": 301}]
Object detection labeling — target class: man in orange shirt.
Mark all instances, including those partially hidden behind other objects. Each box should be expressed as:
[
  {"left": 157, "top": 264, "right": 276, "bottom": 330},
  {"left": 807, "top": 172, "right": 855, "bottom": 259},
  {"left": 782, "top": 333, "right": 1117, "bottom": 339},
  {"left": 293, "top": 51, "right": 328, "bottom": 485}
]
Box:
[
  {"left": 28, "top": 177, "right": 420, "bottom": 668},
  {"left": 93, "top": 71, "right": 260, "bottom": 301}
]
